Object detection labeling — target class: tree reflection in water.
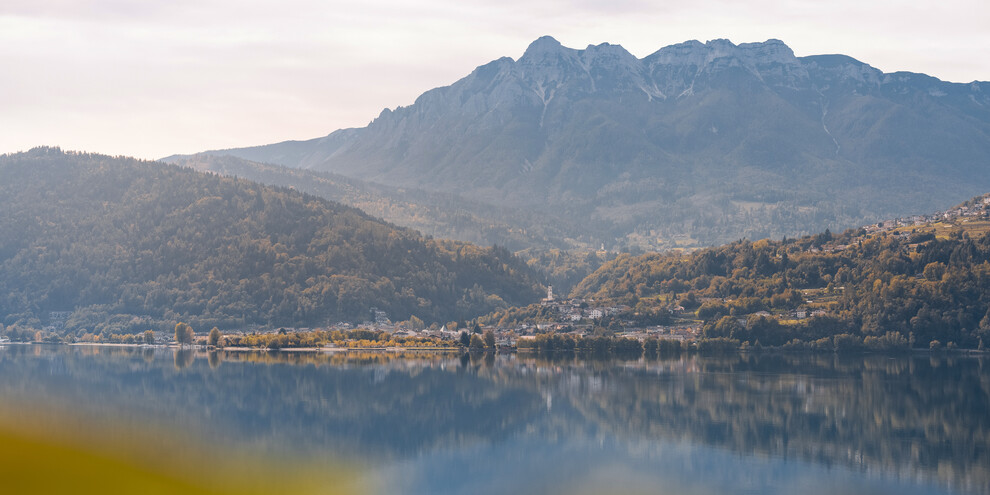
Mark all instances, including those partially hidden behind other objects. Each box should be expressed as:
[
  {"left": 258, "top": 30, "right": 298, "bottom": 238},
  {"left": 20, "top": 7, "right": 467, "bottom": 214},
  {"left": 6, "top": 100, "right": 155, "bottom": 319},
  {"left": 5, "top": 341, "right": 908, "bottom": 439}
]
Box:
[{"left": 0, "top": 345, "right": 985, "bottom": 494}]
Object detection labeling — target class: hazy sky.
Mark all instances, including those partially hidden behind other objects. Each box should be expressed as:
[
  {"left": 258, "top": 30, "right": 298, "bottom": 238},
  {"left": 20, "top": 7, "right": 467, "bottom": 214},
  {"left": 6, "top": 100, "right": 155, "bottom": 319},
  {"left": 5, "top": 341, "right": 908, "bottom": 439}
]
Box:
[{"left": 2, "top": 0, "right": 988, "bottom": 159}]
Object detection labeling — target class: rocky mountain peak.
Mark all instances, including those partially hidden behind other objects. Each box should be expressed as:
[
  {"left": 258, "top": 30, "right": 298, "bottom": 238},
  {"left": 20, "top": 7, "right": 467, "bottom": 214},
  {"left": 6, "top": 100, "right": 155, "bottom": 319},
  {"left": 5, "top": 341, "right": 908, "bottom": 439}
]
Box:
[
  {"left": 736, "top": 39, "right": 798, "bottom": 65},
  {"left": 195, "top": 36, "right": 990, "bottom": 251},
  {"left": 645, "top": 38, "right": 798, "bottom": 68},
  {"left": 581, "top": 42, "right": 639, "bottom": 68},
  {"left": 521, "top": 35, "right": 567, "bottom": 59}
]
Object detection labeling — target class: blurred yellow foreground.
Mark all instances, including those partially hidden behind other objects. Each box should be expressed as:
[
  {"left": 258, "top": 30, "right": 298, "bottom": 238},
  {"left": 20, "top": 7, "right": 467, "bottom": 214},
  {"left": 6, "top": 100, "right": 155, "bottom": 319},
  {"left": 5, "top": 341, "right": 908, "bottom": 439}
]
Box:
[{"left": 0, "top": 408, "right": 364, "bottom": 495}]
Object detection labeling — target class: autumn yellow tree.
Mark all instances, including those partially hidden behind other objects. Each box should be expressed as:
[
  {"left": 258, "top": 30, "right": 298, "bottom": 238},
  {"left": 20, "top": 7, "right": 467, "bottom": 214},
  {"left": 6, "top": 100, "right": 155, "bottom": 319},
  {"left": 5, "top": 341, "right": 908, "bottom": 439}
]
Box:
[
  {"left": 208, "top": 327, "right": 222, "bottom": 347},
  {"left": 174, "top": 322, "right": 194, "bottom": 345}
]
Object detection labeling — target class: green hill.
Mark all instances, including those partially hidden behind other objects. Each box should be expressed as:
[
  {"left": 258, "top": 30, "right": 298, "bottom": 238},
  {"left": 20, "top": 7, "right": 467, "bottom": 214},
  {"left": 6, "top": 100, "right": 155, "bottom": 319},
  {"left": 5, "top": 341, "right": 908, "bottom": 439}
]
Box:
[
  {"left": 0, "top": 147, "right": 543, "bottom": 336},
  {"left": 570, "top": 195, "right": 990, "bottom": 349}
]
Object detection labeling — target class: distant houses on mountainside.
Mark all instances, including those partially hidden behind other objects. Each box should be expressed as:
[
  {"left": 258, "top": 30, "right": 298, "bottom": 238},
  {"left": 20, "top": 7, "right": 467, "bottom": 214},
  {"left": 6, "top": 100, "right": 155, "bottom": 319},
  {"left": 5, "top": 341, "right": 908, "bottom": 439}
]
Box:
[{"left": 865, "top": 194, "right": 990, "bottom": 235}]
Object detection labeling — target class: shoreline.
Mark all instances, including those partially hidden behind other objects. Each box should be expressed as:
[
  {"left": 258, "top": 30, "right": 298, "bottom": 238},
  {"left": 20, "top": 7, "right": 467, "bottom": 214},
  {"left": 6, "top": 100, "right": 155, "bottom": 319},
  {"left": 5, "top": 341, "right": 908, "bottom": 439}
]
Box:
[
  {"left": 3, "top": 342, "right": 467, "bottom": 353},
  {"left": 3, "top": 341, "right": 986, "bottom": 356}
]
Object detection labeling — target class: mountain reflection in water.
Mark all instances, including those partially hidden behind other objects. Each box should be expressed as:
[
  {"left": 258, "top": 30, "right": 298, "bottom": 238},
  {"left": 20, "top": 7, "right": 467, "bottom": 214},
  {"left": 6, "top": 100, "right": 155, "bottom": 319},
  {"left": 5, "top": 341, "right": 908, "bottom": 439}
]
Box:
[{"left": 0, "top": 345, "right": 986, "bottom": 494}]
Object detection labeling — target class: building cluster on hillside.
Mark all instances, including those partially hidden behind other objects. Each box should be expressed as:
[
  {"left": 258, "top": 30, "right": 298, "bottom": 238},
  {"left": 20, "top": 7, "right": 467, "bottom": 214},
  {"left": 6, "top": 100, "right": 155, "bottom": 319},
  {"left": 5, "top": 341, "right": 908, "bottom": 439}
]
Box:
[
  {"left": 540, "top": 285, "right": 625, "bottom": 321},
  {"left": 864, "top": 194, "right": 990, "bottom": 235},
  {"left": 467, "top": 285, "right": 704, "bottom": 345}
]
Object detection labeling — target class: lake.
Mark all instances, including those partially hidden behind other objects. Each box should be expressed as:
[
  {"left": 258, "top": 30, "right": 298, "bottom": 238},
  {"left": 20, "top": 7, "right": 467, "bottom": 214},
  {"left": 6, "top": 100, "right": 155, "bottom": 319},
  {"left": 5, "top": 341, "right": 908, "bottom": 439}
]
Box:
[{"left": 0, "top": 344, "right": 987, "bottom": 494}]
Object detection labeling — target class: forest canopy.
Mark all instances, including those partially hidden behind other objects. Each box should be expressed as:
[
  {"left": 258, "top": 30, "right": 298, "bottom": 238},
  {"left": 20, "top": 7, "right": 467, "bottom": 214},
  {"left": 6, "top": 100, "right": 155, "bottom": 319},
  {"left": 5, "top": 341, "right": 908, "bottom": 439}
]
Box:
[
  {"left": 0, "top": 148, "right": 543, "bottom": 335},
  {"left": 574, "top": 215, "right": 990, "bottom": 349}
]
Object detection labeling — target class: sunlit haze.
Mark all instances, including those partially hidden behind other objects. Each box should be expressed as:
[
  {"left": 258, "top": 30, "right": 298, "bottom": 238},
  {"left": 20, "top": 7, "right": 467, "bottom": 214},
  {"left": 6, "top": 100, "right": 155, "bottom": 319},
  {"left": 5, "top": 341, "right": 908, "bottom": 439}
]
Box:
[{"left": 2, "top": 0, "right": 988, "bottom": 159}]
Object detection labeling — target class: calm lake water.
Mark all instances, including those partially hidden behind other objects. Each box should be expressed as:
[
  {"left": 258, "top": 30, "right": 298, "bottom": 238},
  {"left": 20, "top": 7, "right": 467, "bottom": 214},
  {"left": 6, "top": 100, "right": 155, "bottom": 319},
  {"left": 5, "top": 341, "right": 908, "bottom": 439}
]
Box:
[{"left": 0, "top": 344, "right": 987, "bottom": 494}]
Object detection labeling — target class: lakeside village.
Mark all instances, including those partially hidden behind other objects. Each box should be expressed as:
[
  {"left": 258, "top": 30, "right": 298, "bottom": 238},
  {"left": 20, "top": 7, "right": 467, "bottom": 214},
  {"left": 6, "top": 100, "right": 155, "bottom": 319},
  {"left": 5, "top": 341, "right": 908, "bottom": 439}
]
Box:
[
  {"left": 5, "top": 287, "right": 699, "bottom": 350},
  {"left": 356, "top": 285, "right": 703, "bottom": 349}
]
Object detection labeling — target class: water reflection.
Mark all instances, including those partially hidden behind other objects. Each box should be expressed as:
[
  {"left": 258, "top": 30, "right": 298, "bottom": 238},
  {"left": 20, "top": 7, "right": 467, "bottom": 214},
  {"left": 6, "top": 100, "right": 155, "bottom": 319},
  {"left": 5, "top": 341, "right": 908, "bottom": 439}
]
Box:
[
  {"left": 174, "top": 347, "right": 196, "bottom": 369},
  {"left": 208, "top": 349, "right": 222, "bottom": 369},
  {"left": 0, "top": 345, "right": 986, "bottom": 494}
]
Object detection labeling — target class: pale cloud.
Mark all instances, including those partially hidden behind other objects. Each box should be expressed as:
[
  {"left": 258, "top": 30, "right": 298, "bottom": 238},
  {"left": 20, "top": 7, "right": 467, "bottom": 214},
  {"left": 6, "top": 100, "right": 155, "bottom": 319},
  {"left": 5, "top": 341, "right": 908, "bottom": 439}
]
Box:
[{"left": 1, "top": 0, "right": 988, "bottom": 159}]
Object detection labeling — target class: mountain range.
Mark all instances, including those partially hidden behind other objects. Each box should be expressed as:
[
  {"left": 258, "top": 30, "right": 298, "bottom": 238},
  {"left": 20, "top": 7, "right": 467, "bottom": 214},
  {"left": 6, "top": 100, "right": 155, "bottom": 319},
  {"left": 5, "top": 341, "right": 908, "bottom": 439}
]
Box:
[{"left": 172, "top": 36, "right": 990, "bottom": 249}]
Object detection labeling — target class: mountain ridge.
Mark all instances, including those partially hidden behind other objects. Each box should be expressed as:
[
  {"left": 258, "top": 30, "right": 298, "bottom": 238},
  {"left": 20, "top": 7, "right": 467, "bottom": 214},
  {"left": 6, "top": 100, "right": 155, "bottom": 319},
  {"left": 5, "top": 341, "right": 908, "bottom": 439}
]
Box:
[
  {"left": 170, "top": 37, "right": 990, "bottom": 249},
  {"left": 170, "top": 152, "right": 600, "bottom": 251}
]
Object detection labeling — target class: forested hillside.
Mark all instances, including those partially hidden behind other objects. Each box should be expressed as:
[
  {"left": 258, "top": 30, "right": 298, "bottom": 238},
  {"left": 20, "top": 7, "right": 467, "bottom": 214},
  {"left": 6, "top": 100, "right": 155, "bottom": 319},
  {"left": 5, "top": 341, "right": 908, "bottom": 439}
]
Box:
[
  {"left": 574, "top": 199, "right": 990, "bottom": 349},
  {"left": 169, "top": 154, "right": 614, "bottom": 294},
  {"left": 170, "top": 153, "right": 599, "bottom": 251},
  {"left": 0, "top": 148, "right": 542, "bottom": 335}
]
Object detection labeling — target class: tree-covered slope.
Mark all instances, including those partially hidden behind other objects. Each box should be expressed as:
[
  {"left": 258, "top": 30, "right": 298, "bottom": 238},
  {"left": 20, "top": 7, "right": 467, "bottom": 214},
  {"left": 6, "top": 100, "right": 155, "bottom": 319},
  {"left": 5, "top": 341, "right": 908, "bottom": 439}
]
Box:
[
  {"left": 169, "top": 153, "right": 600, "bottom": 252},
  {"left": 0, "top": 147, "right": 543, "bottom": 334},
  {"left": 572, "top": 196, "right": 990, "bottom": 348}
]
